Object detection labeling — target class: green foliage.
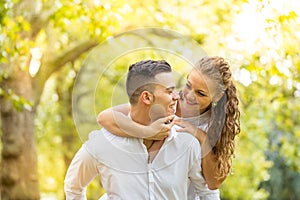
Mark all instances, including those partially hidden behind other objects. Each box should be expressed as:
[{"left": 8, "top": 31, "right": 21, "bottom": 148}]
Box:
[
  {"left": 0, "top": 1, "right": 8, "bottom": 24},
  {"left": 260, "top": 149, "right": 300, "bottom": 200},
  {"left": 0, "top": 14, "right": 32, "bottom": 65}
]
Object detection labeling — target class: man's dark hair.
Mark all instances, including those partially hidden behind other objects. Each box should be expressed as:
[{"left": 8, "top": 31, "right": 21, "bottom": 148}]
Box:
[{"left": 126, "top": 60, "right": 172, "bottom": 104}]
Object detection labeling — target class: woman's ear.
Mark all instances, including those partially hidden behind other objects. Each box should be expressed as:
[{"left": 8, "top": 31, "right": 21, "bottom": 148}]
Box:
[{"left": 140, "top": 91, "right": 153, "bottom": 105}]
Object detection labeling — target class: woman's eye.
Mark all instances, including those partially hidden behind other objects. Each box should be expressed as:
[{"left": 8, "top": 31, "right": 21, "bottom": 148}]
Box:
[{"left": 196, "top": 91, "right": 205, "bottom": 96}]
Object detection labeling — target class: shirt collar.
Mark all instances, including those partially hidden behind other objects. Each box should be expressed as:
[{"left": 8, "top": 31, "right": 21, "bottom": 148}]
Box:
[{"left": 166, "top": 125, "right": 179, "bottom": 142}]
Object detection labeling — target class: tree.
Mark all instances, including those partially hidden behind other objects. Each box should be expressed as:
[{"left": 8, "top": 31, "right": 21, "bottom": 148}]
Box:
[{"left": 0, "top": 0, "right": 110, "bottom": 198}]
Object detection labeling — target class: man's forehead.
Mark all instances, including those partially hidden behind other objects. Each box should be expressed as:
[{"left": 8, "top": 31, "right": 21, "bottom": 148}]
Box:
[{"left": 154, "top": 72, "right": 175, "bottom": 88}]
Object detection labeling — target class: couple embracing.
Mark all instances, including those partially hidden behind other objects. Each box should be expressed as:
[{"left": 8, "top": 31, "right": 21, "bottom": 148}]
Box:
[{"left": 65, "top": 56, "right": 240, "bottom": 200}]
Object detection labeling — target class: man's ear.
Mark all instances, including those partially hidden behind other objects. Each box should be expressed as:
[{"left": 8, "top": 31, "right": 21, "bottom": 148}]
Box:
[{"left": 140, "top": 91, "right": 153, "bottom": 105}]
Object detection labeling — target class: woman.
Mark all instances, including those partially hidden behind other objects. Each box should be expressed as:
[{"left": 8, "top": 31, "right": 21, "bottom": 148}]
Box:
[{"left": 97, "top": 56, "right": 240, "bottom": 198}]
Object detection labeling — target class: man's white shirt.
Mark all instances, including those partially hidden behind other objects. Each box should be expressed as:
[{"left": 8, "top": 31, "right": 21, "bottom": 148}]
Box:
[{"left": 64, "top": 125, "right": 210, "bottom": 200}]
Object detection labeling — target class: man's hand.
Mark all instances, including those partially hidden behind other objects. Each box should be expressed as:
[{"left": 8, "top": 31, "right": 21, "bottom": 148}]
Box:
[{"left": 144, "top": 115, "right": 175, "bottom": 140}]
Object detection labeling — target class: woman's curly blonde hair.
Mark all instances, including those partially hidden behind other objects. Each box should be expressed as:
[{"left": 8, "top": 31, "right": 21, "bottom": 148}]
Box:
[{"left": 195, "top": 56, "right": 240, "bottom": 180}]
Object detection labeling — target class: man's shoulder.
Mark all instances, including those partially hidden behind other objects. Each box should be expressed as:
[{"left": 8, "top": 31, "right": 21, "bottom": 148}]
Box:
[
  {"left": 84, "top": 129, "right": 121, "bottom": 155},
  {"left": 87, "top": 129, "right": 103, "bottom": 139},
  {"left": 84, "top": 128, "right": 143, "bottom": 156},
  {"left": 83, "top": 129, "right": 148, "bottom": 172},
  {"left": 168, "top": 125, "right": 200, "bottom": 151},
  {"left": 86, "top": 128, "right": 123, "bottom": 143}
]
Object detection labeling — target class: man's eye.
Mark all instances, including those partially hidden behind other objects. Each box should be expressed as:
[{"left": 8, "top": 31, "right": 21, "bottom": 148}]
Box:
[
  {"left": 168, "top": 90, "right": 174, "bottom": 94},
  {"left": 185, "top": 83, "right": 191, "bottom": 89},
  {"left": 165, "top": 89, "right": 172, "bottom": 94}
]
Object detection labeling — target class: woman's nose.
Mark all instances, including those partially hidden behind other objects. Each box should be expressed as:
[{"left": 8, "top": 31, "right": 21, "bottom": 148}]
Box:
[{"left": 186, "top": 91, "right": 196, "bottom": 101}]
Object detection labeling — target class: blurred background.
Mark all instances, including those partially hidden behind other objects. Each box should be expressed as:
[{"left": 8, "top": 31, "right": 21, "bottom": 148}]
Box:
[{"left": 0, "top": 0, "right": 300, "bottom": 199}]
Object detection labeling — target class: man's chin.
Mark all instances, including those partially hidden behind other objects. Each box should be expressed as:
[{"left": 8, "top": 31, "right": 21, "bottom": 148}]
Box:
[{"left": 166, "top": 109, "right": 175, "bottom": 116}]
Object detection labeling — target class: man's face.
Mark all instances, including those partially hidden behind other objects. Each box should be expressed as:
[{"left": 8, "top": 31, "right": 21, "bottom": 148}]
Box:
[{"left": 149, "top": 72, "right": 178, "bottom": 121}]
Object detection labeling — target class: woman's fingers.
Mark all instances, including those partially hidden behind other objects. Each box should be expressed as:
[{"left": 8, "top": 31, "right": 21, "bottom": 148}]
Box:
[
  {"left": 146, "top": 128, "right": 169, "bottom": 140},
  {"left": 152, "top": 115, "right": 174, "bottom": 126},
  {"left": 175, "top": 121, "right": 197, "bottom": 135},
  {"left": 163, "top": 115, "right": 175, "bottom": 124},
  {"left": 167, "top": 118, "right": 176, "bottom": 128},
  {"left": 146, "top": 115, "right": 178, "bottom": 140}
]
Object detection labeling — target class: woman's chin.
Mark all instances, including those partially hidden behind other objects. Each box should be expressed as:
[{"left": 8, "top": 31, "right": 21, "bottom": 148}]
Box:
[{"left": 180, "top": 110, "right": 200, "bottom": 118}]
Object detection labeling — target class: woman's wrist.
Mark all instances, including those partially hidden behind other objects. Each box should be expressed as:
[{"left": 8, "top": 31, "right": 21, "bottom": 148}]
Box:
[
  {"left": 139, "top": 125, "right": 153, "bottom": 138},
  {"left": 195, "top": 129, "right": 206, "bottom": 144}
]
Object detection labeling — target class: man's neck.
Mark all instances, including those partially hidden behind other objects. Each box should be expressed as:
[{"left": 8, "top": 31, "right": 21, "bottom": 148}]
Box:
[
  {"left": 130, "top": 107, "right": 153, "bottom": 142},
  {"left": 130, "top": 105, "right": 165, "bottom": 161},
  {"left": 130, "top": 106, "right": 151, "bottom": 125}
]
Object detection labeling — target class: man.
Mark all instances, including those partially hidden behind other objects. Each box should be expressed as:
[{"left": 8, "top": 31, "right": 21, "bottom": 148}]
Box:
[{"left": 64, "top": 60, "right": 204, "bottom": 199}]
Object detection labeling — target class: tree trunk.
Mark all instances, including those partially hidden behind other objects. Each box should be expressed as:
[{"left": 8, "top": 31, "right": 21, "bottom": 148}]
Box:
[
  {"left": 0, "top": 69, "right": 39, "bottom": 199},
  {"left": 0, "top": 36, "right": 98, "bottom": 199}
]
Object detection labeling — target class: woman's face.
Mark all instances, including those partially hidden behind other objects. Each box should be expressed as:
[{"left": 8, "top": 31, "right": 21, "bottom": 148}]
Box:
[{"left": 179, "top": 69, "right": 215, "bottom": 117}]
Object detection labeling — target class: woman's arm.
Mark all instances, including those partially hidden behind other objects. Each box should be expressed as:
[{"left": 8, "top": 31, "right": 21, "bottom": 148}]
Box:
[
  {"left": 97, "top": 103, "right": 130, "bottom": 136},
  {"left": 200, "top": 140, "right": 226, "bottom": 190},
  {"left": 97, "top": 104, "right": 174, "bottom": 140},
  {"left": 174, "top": 119, "right": 226, "bottom": 189}
]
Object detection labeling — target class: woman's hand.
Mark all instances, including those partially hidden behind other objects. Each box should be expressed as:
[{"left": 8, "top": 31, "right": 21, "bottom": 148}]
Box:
[
  {"left": 174, "top": 119, "right": 207, "bottom": 144},
  {"left": 144, "top": 115, "right": 176, "bottom": 140}
]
